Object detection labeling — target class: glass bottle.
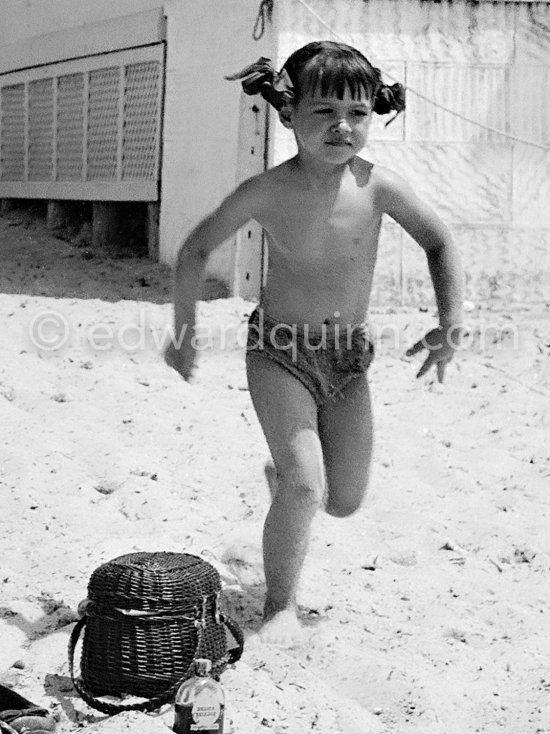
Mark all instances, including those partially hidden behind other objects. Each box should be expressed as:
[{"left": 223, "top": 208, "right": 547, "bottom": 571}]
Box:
[{"left": 173, "top": 658, "right": 225, "bottom": 734}]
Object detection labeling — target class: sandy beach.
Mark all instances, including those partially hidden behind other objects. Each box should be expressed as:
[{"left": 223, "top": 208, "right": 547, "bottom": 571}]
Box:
[{"left": 1, "top": 209, "right": 549, "bottom": 734}]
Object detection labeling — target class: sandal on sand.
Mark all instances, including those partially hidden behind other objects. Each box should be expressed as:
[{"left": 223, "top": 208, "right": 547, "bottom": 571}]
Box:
[{"left": 0, "top": 685, "right": 56, "bottom": 734}]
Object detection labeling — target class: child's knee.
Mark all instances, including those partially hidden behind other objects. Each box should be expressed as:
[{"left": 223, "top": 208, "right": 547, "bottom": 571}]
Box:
[
  {"left": 324, "top": 481, "right": 369, "bottom": 517},
  {"left": 276, "top": 463, "right": 324, "bottom": 508},
  {"left": 325, "top": 497, "right": 362, "bottom": 518}
]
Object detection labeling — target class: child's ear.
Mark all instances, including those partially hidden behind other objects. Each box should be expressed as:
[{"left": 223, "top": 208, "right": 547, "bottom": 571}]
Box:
[{"left": 278, "top": 104, "right": 293, "bottom": 130}]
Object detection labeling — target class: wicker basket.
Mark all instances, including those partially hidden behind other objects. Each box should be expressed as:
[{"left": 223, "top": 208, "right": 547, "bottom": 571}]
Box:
[{"left": 69, "top": 552, "right": 243, "bottom": 714}]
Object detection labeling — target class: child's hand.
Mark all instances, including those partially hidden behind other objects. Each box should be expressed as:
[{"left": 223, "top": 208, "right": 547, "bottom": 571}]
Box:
[
  {"left": 406, "top": 325, "right": 463, "bottom": 383},
  {"left": 164, "top": 341, "right": 196, "bottom": 382}
]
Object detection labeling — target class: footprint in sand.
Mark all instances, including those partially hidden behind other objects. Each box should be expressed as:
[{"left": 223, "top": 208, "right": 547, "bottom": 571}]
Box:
[{"left": 221, "top": 535, "right": 264, "bottom": 589}]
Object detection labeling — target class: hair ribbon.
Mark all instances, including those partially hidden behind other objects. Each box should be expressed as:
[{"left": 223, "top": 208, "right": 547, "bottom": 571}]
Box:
[{"left": 225, "top": 57, "right": 294, "bottom": 110}]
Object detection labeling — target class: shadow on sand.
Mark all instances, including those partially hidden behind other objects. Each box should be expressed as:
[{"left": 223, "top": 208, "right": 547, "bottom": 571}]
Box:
[{"left": 0, "top": 203, "right": 228, "bottom": 304}]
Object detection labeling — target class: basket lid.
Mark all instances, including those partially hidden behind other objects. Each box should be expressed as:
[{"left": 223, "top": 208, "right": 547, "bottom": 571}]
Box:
[{"left": 87, "top": 552, "right": 220, "bottom": 612}]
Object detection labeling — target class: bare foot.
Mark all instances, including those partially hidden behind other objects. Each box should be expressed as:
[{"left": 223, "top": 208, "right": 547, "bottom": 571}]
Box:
[
  {"left": 164, "top": 342, "right": 195, "bottom": 382},
  {"left": 257, "top": 608, "right": 308, "bottom": 648}
]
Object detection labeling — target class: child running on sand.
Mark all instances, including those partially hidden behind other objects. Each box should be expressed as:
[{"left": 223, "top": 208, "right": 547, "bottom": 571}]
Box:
[{"left": 166, "top": 41, "right": 464, "bottom": 647}]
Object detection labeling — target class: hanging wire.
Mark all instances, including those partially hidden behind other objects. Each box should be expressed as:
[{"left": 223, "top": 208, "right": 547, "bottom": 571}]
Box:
[
  {"left": 293, "top": 0, "right": 550, "bottom": 152},
  {"left": 253, "top": 0, "right": 274, "bottom": 41}
]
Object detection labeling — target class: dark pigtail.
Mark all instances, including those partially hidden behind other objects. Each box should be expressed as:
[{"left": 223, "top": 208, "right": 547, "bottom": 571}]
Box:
[
  {"left": 373, "top": 82, "right": 406, "bottom": 117},
  {"left": 225, "top": 57, "right": 294, "bottom": 111},
  {"left": 226, "top": 45, "right": 406, "bottom": 122}
]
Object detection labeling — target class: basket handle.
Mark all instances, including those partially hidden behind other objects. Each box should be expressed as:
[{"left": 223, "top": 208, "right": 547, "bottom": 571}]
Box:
[
  {"left": 68, "top": 611, "right": 244, "bottom": 715},
  {"left": 68, "top": 615, "right": 204, "bottom": 715},
  {"left": 220, "top": 612, "right": 245, "bottom": 665}
]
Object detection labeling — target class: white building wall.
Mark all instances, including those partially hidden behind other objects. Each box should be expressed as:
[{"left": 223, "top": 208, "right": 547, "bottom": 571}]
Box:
[
  {"left": 160, "top": 0, "right": 275, "bottom": 284},
  {"left": 0, "top": 0, "right": 275, "bottom": 295},
  {"left": 0, "top": 4, "right": 166, "bottom": 204},
  {"left": 0, "top": 0, "right": 159, "bottom": 50}
]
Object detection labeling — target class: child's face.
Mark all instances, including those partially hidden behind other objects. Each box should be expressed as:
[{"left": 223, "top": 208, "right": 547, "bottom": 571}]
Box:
[{"left": 282, "top": 83, "right": 373, "bottom": 165}]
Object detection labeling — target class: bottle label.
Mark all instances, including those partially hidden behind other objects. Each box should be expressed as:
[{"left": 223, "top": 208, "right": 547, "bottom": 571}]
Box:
[
  {"left": 193, "top": 689, "right": 220, "bottom": 727},
  {"left": 174, "top": 703, "right": 225, "bottom": 733}
]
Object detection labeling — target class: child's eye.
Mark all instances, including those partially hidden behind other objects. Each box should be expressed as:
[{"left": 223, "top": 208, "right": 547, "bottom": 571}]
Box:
[
  {"left": 352, "top": 110, "right": 369, "bottom": 117},
  {"left": 315, "top": 109, "right": 332, "bottom": 114}
]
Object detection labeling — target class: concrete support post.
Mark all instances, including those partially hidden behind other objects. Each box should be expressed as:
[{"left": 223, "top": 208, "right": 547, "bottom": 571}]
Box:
[
  {"left": 147, "top": 202, "right": 160, "bottom": 261},
  {"left": 92, "top": 201, "right": 123, "bottom": 254},
  {"left": 0, "top": 199, "right": 18, "bottom": 216},
  {"left": 46, "top": 200, "right": 70, "bottom": 234}
]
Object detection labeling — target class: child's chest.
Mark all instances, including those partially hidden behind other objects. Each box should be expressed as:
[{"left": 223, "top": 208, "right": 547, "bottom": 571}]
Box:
[{"left": 262, "top": 183, "right": 380, "bottom": 264}]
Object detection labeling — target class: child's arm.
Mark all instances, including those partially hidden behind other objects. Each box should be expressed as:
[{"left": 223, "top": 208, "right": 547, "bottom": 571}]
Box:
[
  {"left": 376, "top": 168, "right": 464, "bottom": 382},
  {"left": 167, "top": 178, "right": 259, "bottom": 380}
]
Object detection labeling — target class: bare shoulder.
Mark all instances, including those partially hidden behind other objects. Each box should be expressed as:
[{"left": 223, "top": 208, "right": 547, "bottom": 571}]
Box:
[
  {"left": 261, "top": 159, "right": 297, "bottom": 188},
  {"left": 370, "top": 165, "right": 412, "bottom": 200},
  {"left": 369, "top": 164, "right": 430, "bottom": 218},
  {"left": 234, "top": 163, "right": 291, "bottom": 211},
  {"left": 369, "top": 164, "right": 450, "bottom": 246},
  {"left": 232, "top": 170, "right": 267, "bottom": 207}
]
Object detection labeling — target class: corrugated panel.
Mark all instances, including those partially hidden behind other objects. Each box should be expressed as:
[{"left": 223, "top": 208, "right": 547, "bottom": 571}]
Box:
[
  {"left": 406, "top": 64, "right": 507, "bottom": 142},
  {"left": 395, "top": 223, "right": 550, "bottom": 306},
  {"left": 0, "top": 83, "right": 25, "bottom": 181},
  {"left": 57, "top": 73, "right": 84, "bottom": 181},
  {"left": 279, "top": 0, "right": 515, "bottom": 65},
  {"left": 511, "top": 145, "right": 550, "bottom": 227},
  {"left": 367, "top": 142, "right": 513, "bottom": 226},
  {"left": 122, "top": 61, "right": 160, "bottom": 181},
  {"left": 515, "top": 2, "right": 550, "bottom": 63},
  {"left": 509, "top": 65, "right": 550, "bottom": 147},
  {"left": 371, "top": 222, "right": 550, "bottom": 308},
  {"left": 277, "top": 0, "right": 549, "bottom": 306},
  {"left": 405, "top": 0, "right": 515, "bottom": 64},
  {"left": 87, "top": 67, "right": 120, "bottom": 181},
  {"left": 453, "top": 226, "right": 550, "bottom": 304},
  {"left": 28, "top": 77, "right": 54, "bottom": 181}
]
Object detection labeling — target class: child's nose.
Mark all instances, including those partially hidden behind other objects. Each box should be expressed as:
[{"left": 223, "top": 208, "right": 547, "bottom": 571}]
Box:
[{"left": 331, "top": 118, "right": 352, "bottom": 133}]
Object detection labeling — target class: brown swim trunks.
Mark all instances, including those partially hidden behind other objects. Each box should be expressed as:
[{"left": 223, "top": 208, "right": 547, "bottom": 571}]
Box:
[{"left": 246, "top": 307, "right": 374, "bottom": 406}]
